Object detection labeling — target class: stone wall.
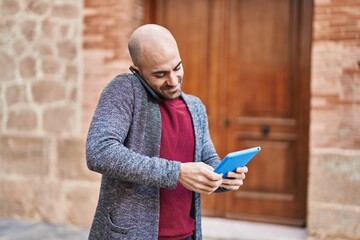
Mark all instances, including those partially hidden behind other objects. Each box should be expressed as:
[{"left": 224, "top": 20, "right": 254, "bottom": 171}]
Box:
[
  {"left": 1, "top": 0, "right": 359, "bottom": 237},
  {"left": 0, "top": 0, "right": 95, "bottom": 226},
  {"left": 308, "top": 0, "right": 360, "bottom": 239},
  {"left": 0, "top": 0, "right": 143, "bottom": 227}
]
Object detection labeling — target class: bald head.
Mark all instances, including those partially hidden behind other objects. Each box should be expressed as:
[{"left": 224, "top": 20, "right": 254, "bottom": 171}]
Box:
[{"left": 128, "top": 24, "right": 179, "bottom": 68}]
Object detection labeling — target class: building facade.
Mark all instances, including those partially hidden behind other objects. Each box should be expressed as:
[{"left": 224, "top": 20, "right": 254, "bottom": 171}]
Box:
[{"left": 0, "top": 0, "right": 359, "bottom": 239}]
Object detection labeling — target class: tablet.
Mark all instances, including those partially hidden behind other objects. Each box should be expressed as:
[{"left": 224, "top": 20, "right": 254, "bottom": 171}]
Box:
[{"left": 214, "top": 146, "right": 261, "bottom": 177}]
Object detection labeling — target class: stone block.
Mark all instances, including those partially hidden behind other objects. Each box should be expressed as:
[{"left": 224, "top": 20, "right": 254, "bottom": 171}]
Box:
[
  {"left": 0, "top": 135, "right": 49, "bottom": 176},
  {"left": 65, "top": 64, "right": 78, "bottom": 82},
  {"left": 307, "top": 203, "right": 360, "bottom": 239},
  {"left": 36, "top": 41, "right": 53, "bottom": 56},
  {"left": 41, "top": 20, "right": 56, "bottom": 39},
  {"left": 308, "top": 235, "right": 350, "bottom": 240},
  {"left": 0, "top": 102, "right": 2, "bottom": 132},
  {"left": 6, "top": 108, "right": 37, "bottom": 131},
  {"left": 310, "top": 105, "right": 360, "bottom": 149},
  {"left": 0, "top": 0, "right": 20, "bottom": 16},
  {"left": 20, "top": 56, "right": 36, "bottom": 79},
  {"left": 20, "top": 20, "right": 37, "bottom": 42},
  {"left": 27, "top": 0, "right": 50, "bottom": 15},
  {"left": 41, "top": 58, "right": 61, "bottom": 75},
  {"left": 308, "top": 151, "right": 360, "bottom": 206},
  {"left": 58, "top": 41, "right": 77, "bottom": 60},
  {"left": 12, "top": 40, "right": 26, "bottom": 56},
  {"left": 32, "top": 80, "right": 65, "bottom": 104},
  {"left": 0, "top": 179, "right": 62, "bottom": 222},
  {"left": 52, "top": 4, "right": 80, "bottom": 19},
  {"left": 57, "top": 138, "right": 100, "bottom": 181},
  {"left": 340, "top": 70, "right": 360, "bottom": 102},
  {"left": 0, "top": 19, "right": 14, "bottom": 46},
  {"left": 5, "top": 83, "right": 27, "bottom": 107},
  {"left": 60, "top": 24, "right": 71, "bottom": 38},
  {"left": 69, "top": 87, "right": 78, "bottom": 102},
  {"left": 0, "top": 51, "right": 16, "bottom": 81},
  {"left": 337, "top": 105, "right": 360, "bottom": 149},
  {"left": 43, "top": 106, "right": 76, "bottom": 133},
  {"left": 63, "top": 184, "right": 100, "bottom": 227}
]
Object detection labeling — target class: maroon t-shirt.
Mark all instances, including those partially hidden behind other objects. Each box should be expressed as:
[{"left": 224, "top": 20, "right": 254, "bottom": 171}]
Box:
[{"left": 158, "top": 97, "right": 195, "bottom": 240}]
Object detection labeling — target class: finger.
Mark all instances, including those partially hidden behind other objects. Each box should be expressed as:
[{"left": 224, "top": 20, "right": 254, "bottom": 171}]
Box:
[
  {"left": 221, "top": 184, "right": 240, "bottom": 191},
  {"left": 221, "top": 179, "right": 244, "bottom": 191},
  {"left": 196, "top": 182, "right": 221, "bottom": 194},
  {"left": 192, "top": 173, "right": 223, "bottom": 189},
  {"left": 194, "top": 162, "right": 222, "bottom": 181},
  {"left": 236, "top": 166, "right": 248, "bottom": 173},
  {"left": 180, "top": 176, "right": 220, "bottom": 194},
  {"left": 180, "top": 162, "right": 224, "bottom": 194},
  {"left": 201, "top": 176, "right": 223, "bottom": 189},
  {"left": 200, "top": 162, "right": 215, "bottom": 171},
  {"left": 201, "top": 168, "right": 223, "bottom": 181},
  {"left": 222, "top": 178, "right": 243, "bottom": 186},
  {"left": 226, "top": 171, "right": 245, "bottom": 180},
  {"left": 221, "top": 181, "right": 242, "bottom": 190}
]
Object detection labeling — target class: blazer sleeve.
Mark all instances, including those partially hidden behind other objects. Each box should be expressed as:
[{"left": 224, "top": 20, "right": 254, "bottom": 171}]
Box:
[
  {"left": 195, "top": 101, "right": 221, "bottom": 167},
  {"left": 196, "top": 100, "right": 228, "bottom": 193},
  {"left": 86, "top": 75, "right": 180, "bottom": 189}
]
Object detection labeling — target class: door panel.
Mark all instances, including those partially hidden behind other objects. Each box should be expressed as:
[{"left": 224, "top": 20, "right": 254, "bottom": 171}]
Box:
[
  {"left": 148, "top": 0, "right": 211, "bottom": 104},
  {"left": 226, "top": 0, "right": 296, "bottom": 218},
  {"left": 145, "top": 0, "right": 311, "bottom": 226},
  {"left": 227, "top": 0, "right": 292, "bottom": 119}
]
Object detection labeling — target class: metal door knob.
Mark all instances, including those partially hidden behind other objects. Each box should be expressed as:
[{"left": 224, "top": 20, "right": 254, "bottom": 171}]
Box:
[
  {"left": 224, "top": 119, "right": 231, "bottom": 127},
  {"left": 260, "top": 124, "right": 270, "bottom": 135}
]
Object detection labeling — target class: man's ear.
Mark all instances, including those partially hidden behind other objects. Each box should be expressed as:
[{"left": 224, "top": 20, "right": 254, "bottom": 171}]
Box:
[{"left": 131, "top": 65, "right": 140, "bottom": 73}]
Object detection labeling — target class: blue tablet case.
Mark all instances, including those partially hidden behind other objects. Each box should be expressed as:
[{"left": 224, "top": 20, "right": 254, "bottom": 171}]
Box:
[{"left": 214, "top": 146, "right": 261, "bottom": 176}]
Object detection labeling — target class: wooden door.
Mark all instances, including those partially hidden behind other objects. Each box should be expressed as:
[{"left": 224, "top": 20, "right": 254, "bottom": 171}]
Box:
[{"left": 145, "top": 0, "right": 312, "bottom": 226}]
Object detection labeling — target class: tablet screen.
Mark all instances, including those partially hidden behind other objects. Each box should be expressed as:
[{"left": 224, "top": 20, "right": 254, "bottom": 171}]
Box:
[{"left": 214, "top": 146, "right": 261, "bottom": 177}]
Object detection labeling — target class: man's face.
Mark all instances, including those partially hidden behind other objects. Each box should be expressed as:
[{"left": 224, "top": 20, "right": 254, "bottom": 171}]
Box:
[{"left": 135, "top": 44, "right": 184, "bottom": 100}]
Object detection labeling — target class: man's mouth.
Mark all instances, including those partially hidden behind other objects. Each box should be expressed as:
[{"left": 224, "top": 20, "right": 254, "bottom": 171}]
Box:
[{"left": 162, "top": 85, "right": 178, "bottom": 91}]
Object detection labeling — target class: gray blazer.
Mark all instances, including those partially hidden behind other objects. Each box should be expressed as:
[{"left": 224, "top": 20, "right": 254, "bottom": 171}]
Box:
[{"left": 86, "top": 73, "right": 222, "bottom": 239}]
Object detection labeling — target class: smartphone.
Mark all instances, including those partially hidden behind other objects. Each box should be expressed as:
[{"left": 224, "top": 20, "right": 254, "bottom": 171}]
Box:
[
  {"left": 214, "top": 146, "right": 261, "bottom": 178},
  {"left": 129, "top": 66, "right": 162, "bottom": 102}
]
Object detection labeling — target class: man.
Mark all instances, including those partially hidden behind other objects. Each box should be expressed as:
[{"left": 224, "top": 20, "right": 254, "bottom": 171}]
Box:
[{"left": 86, "top": 24, "right": 248, "bottom": 240}]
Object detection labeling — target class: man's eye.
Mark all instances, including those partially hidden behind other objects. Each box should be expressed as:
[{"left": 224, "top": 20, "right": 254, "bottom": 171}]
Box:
[
  {"left": 174, "top": 65, "right": 182, "bottom": 71},
  {"left": 154, "top": 73, "right": 165, "bottom": 78}
]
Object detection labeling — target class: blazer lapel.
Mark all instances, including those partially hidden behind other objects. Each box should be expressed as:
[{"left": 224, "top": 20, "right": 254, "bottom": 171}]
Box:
[{"left": 181, "top": 94, "right": 201, "bottom": 163}]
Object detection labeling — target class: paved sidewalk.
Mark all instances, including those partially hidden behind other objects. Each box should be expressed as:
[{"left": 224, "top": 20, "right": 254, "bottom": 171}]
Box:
[
  {"left": 0, "top": 218, "right": 88, "bottom": 240},
  {"left": 202, "top": 217, "right": 306, "bottom": 240},
  {"left": 0, "top": 217, "right": 306, "bottom": 240}
]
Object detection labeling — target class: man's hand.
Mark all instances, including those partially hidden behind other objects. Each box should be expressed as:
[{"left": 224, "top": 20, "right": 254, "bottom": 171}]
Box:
[
  {"left": 221, "top": 166, "right": 248, "bottom": 191},
  {"left": 179, "top": 162, "right": 223, "bottom": 195}
]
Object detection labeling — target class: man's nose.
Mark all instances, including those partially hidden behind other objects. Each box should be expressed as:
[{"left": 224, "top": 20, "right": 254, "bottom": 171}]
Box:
[{"left": 167, "top": 71, "right": 178, "bottom": 86}]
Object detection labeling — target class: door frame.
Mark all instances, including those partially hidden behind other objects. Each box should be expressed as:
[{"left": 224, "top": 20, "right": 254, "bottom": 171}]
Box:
[{"left": 143, "top": 0, "right": 313, "bottom": 226}]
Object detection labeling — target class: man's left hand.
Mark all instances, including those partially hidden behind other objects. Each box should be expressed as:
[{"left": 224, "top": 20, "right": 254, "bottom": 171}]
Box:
[{"left": 221, "top": 166, "right": 248, "bottom": 191}]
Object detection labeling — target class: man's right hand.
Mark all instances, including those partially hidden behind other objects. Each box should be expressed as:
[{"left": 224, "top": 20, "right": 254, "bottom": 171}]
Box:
[{"left": 178, "top": 162, "right": 223, "bottom": 195}]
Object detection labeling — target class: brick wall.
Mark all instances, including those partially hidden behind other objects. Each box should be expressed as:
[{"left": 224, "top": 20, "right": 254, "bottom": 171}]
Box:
[
  {"left": 308, "top": 0, "right": 360, "bottom": 239},
  {"left": 0, "top": 0, "right": 145, "bottom": 227},
  {"left": 82, "top": 0, "right": 144, "bottom": 134}
]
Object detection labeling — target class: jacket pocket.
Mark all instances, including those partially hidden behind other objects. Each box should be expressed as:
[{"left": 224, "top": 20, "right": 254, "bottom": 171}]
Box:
[{"left": 107, "top": 212, "right": 138, "bottom": 234}]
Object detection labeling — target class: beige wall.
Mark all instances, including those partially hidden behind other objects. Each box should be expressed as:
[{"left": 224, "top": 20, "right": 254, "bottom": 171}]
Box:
[
  {"left": 308, "top": 0, "right": 360, "bottom": 239},
  {"left": 0, "top": 0, "right": 98, "bottom": 226},
  {"left": 0, "top": 0, "right": 143, "bottom": 227},
  {"left": 1, "top": 0, "right": 359, "bottom": 239}
]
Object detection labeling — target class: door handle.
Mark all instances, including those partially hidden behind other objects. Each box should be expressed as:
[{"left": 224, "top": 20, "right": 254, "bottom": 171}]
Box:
[
  {"left": 260, "top": 124, "right": 270, "bottom": 135},
  {"left": 224, "top": 119, "right": 231, "bottom": 127}
]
